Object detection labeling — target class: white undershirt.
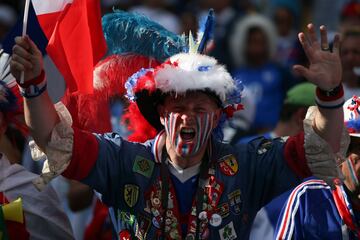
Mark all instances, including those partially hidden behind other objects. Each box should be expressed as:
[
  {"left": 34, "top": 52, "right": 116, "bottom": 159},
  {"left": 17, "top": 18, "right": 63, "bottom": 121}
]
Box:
[{"left": 167, "top": 160, "right": 201, "bottom": 183}]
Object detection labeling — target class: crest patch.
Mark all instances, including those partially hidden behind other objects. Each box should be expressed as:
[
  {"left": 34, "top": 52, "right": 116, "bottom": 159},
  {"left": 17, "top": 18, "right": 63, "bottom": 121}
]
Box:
[
  {"left": 227, "top": 190, "right": 242, "bottom": 215},
  {"left": 133, "top": 156, "right": 154, "bottom": 178},
  {"left": 124, "top": 184, "right": 139, "bottom": 208},
  {"left": 219, "top": 221, "right": 237, "bottom": 240},
  {"left": 219, "top": 155, "right": 238, "bottom": 176}
]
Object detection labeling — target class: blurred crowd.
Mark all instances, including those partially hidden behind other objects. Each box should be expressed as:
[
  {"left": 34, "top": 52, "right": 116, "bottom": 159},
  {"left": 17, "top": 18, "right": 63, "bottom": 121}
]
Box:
[{"left": 1, "top": 0, "right": 360, "bottom": 239}]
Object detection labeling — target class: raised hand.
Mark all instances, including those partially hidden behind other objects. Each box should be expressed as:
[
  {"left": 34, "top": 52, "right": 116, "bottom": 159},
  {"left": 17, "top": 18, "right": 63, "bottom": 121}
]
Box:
[
  {"left": 293, "top": 24, "right": 341, "bottom": 91},
  {"left": 10, "top": 36, "right": 43, "bottom": 82}
]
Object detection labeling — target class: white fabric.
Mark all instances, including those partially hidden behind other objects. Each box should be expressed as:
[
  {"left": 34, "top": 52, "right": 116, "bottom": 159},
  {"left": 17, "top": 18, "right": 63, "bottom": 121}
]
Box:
[
  {"left": 0, "top": 155, "right": 74, "bottom": 239},
  {"left": 32, "top": 102, "right": 73, "bottom": 190},
  {"left": 155, "top": 53, "right": 235, "bottom": 103},
  {"left": 304, "top": 106, "right": 350, "bottom": 187},
  {"left": 168, "top": 161, "right": 201, "bottom": 183},
  {"left": 229, "top": 14, "right": 278, "bottom": 68},
  {"left": 32, "top": 0, "right": 72, "bottom": 15}
]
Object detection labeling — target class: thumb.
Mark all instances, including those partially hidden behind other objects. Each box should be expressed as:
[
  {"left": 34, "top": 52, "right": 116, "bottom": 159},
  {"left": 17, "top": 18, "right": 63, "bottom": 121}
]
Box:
[{"left": 293, "top": 65, "right": 311, "bottom": 80}]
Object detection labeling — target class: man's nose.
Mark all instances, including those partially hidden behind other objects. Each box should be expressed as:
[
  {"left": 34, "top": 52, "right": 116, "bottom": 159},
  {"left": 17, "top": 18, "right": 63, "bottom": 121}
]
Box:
[{"left": 181, "top": 112, "right": 196, "bottom": 124}]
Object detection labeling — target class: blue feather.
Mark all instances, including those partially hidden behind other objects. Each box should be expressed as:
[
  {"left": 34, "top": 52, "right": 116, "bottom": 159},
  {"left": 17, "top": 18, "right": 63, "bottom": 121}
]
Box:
[
  {"left": 197, "top": 9, "right": 215, "bottom": 54},
  {"left": 224, "top": 77, "right": 244, "bottom": 106},
  {"left": 125, "top": 68, "right": 151, "bottom": 102},
  {"left": 102, "top": 10, "right": 186, "bottom": 62}
]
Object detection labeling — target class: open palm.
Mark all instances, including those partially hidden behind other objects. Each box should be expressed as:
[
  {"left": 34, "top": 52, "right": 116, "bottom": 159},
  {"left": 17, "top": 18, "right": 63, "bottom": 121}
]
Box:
[{"left": 294, "top": 24, "right": 341, "bottom": 91}]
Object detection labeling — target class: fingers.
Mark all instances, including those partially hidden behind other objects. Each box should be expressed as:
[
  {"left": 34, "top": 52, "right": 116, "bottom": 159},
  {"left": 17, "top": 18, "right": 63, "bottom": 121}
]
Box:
[
  {"left": 298, "top": 32, "right": 314, "bottom": 62},
  {"left": 293, "top": 65, "right": 311, "bottom": 80},
  {"left": 11, "top": 54, "right": 33, "bottom": 70},
  {"left": 332, "top": 34, "right": 340, "bottom": 55},
  {"left": 10, "top": 59, "right": 25, "bottom": 80},
  {"left": 307, "top": 23, "right": 318, "bottom": 45},
  {"left": 14, "top": 36, "right": 30, "bottom": 51},
  {"left": 12, "top": 43, "right": 31, "bottom": 60},
  {"left": 319, "top": 25, "right": 329, "bottom": 50},
  {"left": 12, "top": 39, "right": 34, "bottom": 70},
  {"left": 25, "top": 36, "right": 42, "bottom": 57}
]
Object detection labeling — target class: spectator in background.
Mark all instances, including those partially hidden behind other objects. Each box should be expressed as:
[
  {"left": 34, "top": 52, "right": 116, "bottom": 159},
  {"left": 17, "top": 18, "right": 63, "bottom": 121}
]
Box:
[
  {"left": 228, "top": 14, "right": 296, "bottom": 140},
  {"left": 250, "top": 96, "right": 360, "bottom": 240},
  {"left": 340, "top": 1, "right": 360, "bottom": 35},
  {"left": 129, "top": 0, "right": 180, "bottom": 33},
  {"left": 0, "top": 74, "right": 74, "bottom": 238},
  {"left": 238, "top": 82, "right": 316, "bottom": 144},
  {"left": 341, "top": 28, "right": 360, "bottom": 99},
  {"left": 199, "top": 0, "right": 241, "bottom": 69},
  {"left": 272, "top": 0, "right": 304, "bottom": 70}
]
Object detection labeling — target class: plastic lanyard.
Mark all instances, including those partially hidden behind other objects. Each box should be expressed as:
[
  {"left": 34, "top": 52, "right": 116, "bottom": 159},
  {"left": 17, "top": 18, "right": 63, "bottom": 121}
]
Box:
[{"left": 160, "top": 148, "right": 211, "bottom": 239}]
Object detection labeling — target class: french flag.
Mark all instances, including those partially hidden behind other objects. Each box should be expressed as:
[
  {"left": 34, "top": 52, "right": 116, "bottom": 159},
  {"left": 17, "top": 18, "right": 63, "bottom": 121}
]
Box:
[{"left": 3, "top": 0, "right": 107, "bottom": 93}]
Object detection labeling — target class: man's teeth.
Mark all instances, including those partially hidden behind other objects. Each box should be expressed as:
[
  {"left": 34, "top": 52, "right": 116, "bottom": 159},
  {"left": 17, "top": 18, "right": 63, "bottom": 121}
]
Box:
[{"left": 181, "top": 128, "right": 194, "bottom": 133}]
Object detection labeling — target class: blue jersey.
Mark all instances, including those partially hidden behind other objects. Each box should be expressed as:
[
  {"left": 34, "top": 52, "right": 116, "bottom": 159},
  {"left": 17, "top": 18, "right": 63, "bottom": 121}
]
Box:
[
  {"left": 62, "top": 129, "right": 307, "bottom": 239},
  {"left": 250, "top": 177, "right": 360, "bottom": 240}
]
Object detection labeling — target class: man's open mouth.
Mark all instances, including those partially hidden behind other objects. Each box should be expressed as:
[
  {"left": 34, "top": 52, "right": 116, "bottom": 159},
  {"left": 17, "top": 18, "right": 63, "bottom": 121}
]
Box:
[{"left": 180, "top": 127, "right": 196, "bottom": 141}]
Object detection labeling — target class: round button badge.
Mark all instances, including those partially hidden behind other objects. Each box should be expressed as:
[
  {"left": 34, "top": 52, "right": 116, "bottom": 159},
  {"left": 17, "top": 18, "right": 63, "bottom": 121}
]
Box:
[{"left": 209, "top": 213, "right": 222, "bottom": 227}]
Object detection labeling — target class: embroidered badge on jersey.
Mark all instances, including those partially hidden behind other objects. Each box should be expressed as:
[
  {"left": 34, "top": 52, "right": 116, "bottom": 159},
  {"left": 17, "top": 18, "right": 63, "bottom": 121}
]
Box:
[
  {"left": 217, "top": 202, "right": 230, "bottom": 219},
  {"left": 219, "top": 221, "right": 237, "bottom": 240},
  {"left": 257, "top": 140, "right": 273, "bottom": 155},
  {"left": 219, "top": 155, "right": 238, "bottom": 176},
  {"left": 227, "top": 190, "right": 242, "bottom": 215},
  {"left": 132, "top": 156, "right": 154, "bottom": 178},
  {"left": 124, "top": 184, "right": 139, "bottom": 208},
  {"left": 135, "top": 214, "right": 151, "bottom": 240}
]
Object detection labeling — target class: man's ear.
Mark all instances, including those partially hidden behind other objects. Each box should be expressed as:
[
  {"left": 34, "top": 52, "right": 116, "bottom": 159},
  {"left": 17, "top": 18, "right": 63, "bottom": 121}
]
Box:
[{"left": 157, "top": 104, "right": 166, "bottom": 126}]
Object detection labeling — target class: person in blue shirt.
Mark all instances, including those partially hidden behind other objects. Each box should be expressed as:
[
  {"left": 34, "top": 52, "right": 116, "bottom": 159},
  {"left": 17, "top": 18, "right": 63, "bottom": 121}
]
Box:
[
  {"left": 229, "top": 14, "right": 297, "bottom": 134},
  {"left": 238, "top": 82, "right": 316, "bottom": 144},
  {"left": 10, "top": 19, "right": 348, "bottom": 240},
  {"left": 250, "top": 96, "right": 360, "bottom": 240}
]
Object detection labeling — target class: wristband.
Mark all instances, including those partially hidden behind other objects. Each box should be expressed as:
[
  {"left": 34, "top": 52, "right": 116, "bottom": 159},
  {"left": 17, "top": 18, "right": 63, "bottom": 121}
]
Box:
[
  {"left": 18, "top": 70, "right": 47, "bottom": 98},
  {"left": 315, "top": 84, "right": 345, "bottom": 109}
]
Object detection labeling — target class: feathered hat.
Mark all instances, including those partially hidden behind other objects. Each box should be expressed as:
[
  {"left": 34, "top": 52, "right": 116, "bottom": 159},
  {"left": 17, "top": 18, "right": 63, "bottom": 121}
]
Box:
[
  {"left": 344, "top": 95, "right": 360, "bottom": 137},
  {"left": 122, "top": 9, "right": 244, "bottom": 133}
]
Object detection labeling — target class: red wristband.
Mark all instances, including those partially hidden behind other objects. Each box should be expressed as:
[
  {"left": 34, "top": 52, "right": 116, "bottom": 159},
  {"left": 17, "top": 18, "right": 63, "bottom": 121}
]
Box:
[
  {"left": 17, "top": 70, "right": 45, "bottom": 88},
  {"left": 315, "top": 84, "right": 345, "bottom": 109},
  {"left": 316, "top": 84, "right": 344, "bottom": 101}
]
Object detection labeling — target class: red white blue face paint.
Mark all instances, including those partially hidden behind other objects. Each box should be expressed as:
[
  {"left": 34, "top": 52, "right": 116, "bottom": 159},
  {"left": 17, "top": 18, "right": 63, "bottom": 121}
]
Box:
[
  {"left": 346, "top": 157, "right": 360, "bottom": 187},
  {"left": 164, "top": 112, "right": 215, "bottom": 157}
]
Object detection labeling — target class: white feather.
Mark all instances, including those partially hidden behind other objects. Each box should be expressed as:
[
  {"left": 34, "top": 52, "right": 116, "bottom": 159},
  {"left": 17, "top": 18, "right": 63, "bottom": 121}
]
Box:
[{"left": 154, "top": 53, "right": 235, "bottom": 102}]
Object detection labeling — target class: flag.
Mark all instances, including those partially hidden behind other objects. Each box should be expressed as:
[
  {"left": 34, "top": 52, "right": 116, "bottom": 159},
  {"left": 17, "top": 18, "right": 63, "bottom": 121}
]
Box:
[
  {"left": 4, "top": 0, "right": 107, "bottom": 93},
  {"left": 2, "top": 3, "right": 47, "bottom": 55},
  {"left": 34, "top": 0, "right": 107, "bottom": 93}
]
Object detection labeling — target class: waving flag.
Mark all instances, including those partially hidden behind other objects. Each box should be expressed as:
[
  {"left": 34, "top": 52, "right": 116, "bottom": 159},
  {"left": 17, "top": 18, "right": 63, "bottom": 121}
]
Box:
[
  {"left": 35, "top": 0, "right": 107, "bottom": 93},
  {"left": 4, "top": 0, "right": 107, "bottom": 93}
]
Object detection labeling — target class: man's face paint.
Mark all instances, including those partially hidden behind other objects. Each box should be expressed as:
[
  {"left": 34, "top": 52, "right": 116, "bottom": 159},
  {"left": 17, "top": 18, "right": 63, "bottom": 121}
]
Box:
[{"left": 164, "top": 112, "right": 215, "bottom": 157}]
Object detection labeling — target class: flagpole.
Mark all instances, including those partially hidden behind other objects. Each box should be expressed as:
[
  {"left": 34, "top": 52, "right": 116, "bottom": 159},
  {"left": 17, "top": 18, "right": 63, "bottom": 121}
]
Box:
[{"left": 20, "top": 0, "right": 31, "bottom": 84}]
